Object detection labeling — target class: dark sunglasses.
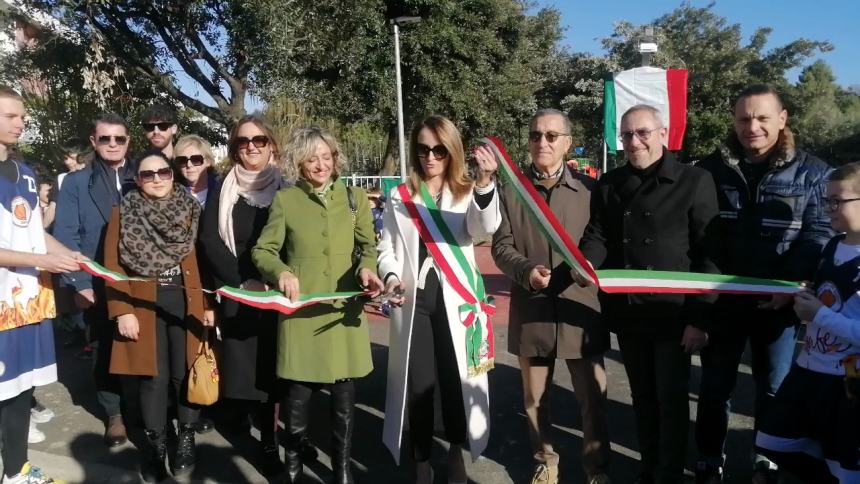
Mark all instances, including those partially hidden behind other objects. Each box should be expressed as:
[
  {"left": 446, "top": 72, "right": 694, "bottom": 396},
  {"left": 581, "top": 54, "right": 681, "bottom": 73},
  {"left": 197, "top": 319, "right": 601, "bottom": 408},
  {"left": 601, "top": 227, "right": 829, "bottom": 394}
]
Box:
[
  {"left": 96, "top": 135, "right": 128, "bottom": 146},
  {"left": 235, "top": 135, "right": 270, "bottom": 150},
  {"left": 136, "top": 167, "right": 174, "bottom": 183},
  {"left": 528, "top": 131, "right": 570, "bottom": 143},
  {"left": 416, "top": 144, "right": 449, "bottom": 159},
  {"left": 174, "top": 155, "right": 206, "bottom": 167},
  {"left": 142, "top": 122, "right": 174, "bottom": 132}
]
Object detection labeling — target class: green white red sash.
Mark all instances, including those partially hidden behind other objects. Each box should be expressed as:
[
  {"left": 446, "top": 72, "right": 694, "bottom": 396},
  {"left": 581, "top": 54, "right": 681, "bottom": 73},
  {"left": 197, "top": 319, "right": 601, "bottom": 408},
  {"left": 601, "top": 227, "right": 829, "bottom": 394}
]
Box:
[
  {"left": 481, "top": 136, "right": 599, "bottom": 285},
  {"left": 480, "top": 136, "right": 808, "bottom": 295},
  {"left": 397, "top": 183, "right": 495, "bottom": 378},
  {"left": 79, "top": 260, "right": 360, "bottom": 315}
]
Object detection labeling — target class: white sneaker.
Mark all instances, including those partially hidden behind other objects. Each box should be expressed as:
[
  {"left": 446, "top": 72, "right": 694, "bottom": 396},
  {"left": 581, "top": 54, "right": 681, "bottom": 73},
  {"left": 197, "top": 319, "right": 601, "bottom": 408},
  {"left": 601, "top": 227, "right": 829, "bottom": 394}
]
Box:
[
  {"left": 28, "top": 421, "right": 46, "bottom": 444},
  {"left": 30, "top": 405, "right": 54, "bottom": 424}
]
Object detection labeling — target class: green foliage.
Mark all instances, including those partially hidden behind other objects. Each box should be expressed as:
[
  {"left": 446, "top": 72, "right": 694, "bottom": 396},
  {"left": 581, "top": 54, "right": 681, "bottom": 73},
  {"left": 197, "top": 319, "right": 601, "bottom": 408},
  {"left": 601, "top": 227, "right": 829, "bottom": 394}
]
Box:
[
  {"left": 598, "top": 3, "right": 832, "bottom": 159},
  {"left": 251, "top": 0, "right": 562, "bottom": 172},
  {"left": 788, "top": 61, "right": 860, "bottom": 162}
]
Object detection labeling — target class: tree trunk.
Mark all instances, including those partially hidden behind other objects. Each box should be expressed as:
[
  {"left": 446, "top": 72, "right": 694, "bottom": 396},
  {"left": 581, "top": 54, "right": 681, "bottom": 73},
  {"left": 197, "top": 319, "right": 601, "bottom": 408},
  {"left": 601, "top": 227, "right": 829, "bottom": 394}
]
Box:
[{"left": 378, "top": 123, "right": 401, "bottom": 176}]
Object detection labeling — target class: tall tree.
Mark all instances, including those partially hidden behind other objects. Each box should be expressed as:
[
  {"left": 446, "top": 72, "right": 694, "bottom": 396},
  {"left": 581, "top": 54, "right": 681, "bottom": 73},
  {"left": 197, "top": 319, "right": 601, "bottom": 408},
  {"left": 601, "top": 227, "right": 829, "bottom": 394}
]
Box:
[
  {"left": 17, "top": 0, "right": 262, "bottom": 127},
  {"left": 252, "top": 0, "right": 562, "bottom": 173},
  {"left": 789, "top": 60, "right": 860, "bottom": 161},
  {"left": 562, "top": 3, "right": 832, "bottom": 159}
]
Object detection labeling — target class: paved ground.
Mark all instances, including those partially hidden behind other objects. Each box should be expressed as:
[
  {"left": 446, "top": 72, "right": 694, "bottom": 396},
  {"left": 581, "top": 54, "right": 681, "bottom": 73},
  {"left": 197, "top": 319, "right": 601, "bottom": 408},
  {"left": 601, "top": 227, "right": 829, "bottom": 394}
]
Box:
[{"left": 8, "top": 245, "right": 794, "bottom": 483}]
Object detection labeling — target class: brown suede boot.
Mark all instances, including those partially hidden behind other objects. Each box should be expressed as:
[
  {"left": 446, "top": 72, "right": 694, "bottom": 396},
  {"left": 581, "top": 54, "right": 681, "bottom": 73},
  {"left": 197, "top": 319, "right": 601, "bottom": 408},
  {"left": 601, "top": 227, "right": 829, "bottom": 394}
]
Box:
[{"left": 104, "top": 414, "right": 128, "bottom": 447}]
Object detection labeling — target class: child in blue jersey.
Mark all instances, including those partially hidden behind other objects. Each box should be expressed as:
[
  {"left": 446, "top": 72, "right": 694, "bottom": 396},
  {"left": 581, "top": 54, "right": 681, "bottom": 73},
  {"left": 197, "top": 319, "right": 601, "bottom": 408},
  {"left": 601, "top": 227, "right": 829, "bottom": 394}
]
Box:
[
  {"left": 755, "top": 161, "right": 860, "bottom": 484},
  {"left": 0, "top": 87, "right": 81, "bottom": 484}
]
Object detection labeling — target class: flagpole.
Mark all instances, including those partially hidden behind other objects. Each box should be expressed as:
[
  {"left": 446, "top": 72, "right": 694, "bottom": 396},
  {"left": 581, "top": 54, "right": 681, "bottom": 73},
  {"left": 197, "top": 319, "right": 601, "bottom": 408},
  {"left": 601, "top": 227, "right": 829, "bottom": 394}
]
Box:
[{"left": 602, "top": 141, "right": 608, "bottom": 175}]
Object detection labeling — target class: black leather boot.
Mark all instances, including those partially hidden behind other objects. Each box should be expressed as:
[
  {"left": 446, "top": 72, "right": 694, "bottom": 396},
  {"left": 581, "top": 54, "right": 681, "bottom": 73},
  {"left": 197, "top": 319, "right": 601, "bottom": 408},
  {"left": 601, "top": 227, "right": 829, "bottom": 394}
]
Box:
[
  {"left": 286, "top": 384, "right": 312, "bottom": 484},
  {"left": 173, "top": 423, "right": 196, "bottom": 476},
  {"left": 331, "top": 381, "right": 355, "bottom": 484},
  {"left": 141, "top": 428, "right": 169, "bottom": 483}
]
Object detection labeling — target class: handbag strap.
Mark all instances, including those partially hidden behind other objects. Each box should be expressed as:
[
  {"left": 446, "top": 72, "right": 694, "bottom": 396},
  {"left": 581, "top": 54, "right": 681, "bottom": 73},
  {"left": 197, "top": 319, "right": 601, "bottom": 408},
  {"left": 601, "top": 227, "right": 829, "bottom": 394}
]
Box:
[{"left": 197, "top": 327, "right": 210, "bottom": 355}]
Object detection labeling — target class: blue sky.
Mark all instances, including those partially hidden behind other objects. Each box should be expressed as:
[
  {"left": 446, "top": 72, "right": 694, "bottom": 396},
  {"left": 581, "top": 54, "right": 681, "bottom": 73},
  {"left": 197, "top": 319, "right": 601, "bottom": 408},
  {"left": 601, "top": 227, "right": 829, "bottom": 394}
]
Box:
[{"left": 534, "top": 0, "right": 859, "bottom": 87}]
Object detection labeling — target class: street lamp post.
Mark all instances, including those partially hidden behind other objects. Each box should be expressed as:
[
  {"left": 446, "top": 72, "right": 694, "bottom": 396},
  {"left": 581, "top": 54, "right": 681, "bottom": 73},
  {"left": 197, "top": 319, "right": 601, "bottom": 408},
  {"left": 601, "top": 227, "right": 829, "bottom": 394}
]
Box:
[{"left": 391, "top": 16, "right": 421, "bottom": 181}]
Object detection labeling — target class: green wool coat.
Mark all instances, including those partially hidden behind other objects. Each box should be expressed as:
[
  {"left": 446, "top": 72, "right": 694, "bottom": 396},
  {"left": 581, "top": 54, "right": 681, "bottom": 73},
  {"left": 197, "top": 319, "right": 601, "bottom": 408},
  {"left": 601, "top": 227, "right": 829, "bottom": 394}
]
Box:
[{"left": 252, "top": 179, "right": 377, "bottom": 383}]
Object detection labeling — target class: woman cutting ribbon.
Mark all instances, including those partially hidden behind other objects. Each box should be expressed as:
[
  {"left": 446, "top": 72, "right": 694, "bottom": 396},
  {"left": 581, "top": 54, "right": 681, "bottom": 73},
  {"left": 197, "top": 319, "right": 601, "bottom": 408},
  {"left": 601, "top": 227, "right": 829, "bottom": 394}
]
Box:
[
  {"left": 377, "top": 115, "right": 500, "bottom": 484},
  {"left": 252, "top": 126, "right": 383, "bottom": 484}
]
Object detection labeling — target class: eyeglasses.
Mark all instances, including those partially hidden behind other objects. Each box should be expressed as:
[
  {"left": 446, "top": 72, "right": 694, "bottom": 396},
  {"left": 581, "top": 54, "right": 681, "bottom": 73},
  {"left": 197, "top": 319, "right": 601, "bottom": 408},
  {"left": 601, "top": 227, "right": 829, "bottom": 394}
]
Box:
[
  {"left": 96, "top": 135, "right": 128, "bottom": 146},
  {"left": 235, "top": 135, "right": 270, "bottom": 150},
  {"left": 528, "top": 131, "right": 570, "bottom": 143},
  {"left": 142, "top": 122, "right": 174, "bottom": 132},
  {"left": 822, "top": 196, "right": 860, "bottom": 211},
  {"left": 416, "top": 144, "right": 449, "bottom": 159},
  {"left": 619, "top": 128, "right": 659, "bottom": 143},
  {"left": 137, "top": 167, "right": 174, "bottom": 183},
  {"left": 174, "top": 155, "right": 206, "bottom": 167}
]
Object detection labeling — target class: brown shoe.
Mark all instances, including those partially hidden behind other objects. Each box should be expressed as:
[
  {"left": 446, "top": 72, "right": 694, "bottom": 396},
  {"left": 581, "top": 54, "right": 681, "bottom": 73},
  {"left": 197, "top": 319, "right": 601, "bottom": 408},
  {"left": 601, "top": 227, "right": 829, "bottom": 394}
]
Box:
[{"left": 104, "top": 415, "right": 128, "bottom": 447}]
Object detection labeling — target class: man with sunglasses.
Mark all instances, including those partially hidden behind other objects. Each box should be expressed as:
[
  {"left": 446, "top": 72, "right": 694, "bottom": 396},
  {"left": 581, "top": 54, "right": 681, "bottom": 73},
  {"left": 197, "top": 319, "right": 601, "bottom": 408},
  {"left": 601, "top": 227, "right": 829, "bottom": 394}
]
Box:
[
  {"left": 579, "top": 105, "right": 721, "bottom": 484},
  {"left": 141, "top": 104, "right": 178, "bottom": 159},
  {"left": 54, "top": 112, "right": 137, "bottom": 449},
  {"left": 492, "top": 108, "right": 611, "bottom": 484},
  {"left": 693, "top": 85, "right": 834, "bottom": 484}
]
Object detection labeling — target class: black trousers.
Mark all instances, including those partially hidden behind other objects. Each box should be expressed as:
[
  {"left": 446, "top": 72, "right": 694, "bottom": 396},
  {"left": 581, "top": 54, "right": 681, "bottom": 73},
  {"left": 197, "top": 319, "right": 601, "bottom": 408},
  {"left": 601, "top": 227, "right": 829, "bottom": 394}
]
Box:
[
  {"left": 617, "top": 330, "right": 691, "bottom": 484},
  {"left": 139, "top": 289, "right": 199, "bottom": 430},
  {"left": 1, "top": 388, "right": 33, "bottom": 478},
  {"left": 408, "top": 269, "right": 467, "bottom": 462}
]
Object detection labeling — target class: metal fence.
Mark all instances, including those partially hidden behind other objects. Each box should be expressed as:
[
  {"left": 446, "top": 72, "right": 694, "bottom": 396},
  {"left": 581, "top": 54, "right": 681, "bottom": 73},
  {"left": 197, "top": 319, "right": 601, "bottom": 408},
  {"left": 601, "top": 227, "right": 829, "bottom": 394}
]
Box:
[{"left": 343, "top": 174, "right": 400, "bottom": 192}]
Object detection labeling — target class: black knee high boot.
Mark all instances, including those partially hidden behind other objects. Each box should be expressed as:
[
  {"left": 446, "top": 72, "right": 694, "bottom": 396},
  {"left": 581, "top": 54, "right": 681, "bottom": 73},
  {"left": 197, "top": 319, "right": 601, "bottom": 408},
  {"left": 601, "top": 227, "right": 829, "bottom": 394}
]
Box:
[
  {"left": 141, "top": 428, "right": 169, "bottom": 483},
  {"left": 331, "top": 381, "right": 355, "bottom": 484},
  {"left": 286, "top": 384, "right": 312, "bottom": 484},
  {"left": 173, "top": 423, "right": 196, "bottom": 475}
]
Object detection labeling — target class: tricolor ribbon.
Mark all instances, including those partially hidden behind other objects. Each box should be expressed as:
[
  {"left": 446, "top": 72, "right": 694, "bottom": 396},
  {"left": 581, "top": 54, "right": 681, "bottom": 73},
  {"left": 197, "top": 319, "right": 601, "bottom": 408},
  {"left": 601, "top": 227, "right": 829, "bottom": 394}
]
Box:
[
  {"left": 481, "top": 136, "right": 599, "bottom": 286},
  {"left": 398, "top": 183, "right": 495, "bottom": 377},
  {"left": 79, "top": 260, "right": 361, "bottom": 315},
  {"left": 597, "top": 270, "right": 803, "bottom": 295},
  {"left": 480, "top": 136, "right": 808, "bottom": 296}
]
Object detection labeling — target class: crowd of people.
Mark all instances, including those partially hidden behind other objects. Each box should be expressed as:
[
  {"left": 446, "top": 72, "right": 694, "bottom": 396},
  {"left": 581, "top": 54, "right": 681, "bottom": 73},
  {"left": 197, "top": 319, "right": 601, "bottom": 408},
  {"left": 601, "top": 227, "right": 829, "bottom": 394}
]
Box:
[{"left": 0, "top": 81, "right": 857, "bottom": 484}]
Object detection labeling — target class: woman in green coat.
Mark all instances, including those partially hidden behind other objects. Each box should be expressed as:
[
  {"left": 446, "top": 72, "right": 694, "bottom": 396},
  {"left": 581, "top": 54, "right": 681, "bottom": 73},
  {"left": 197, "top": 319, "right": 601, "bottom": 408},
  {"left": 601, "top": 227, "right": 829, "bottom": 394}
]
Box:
[{"left": 252, "top": 126, "right": 383, "bottom": 484}]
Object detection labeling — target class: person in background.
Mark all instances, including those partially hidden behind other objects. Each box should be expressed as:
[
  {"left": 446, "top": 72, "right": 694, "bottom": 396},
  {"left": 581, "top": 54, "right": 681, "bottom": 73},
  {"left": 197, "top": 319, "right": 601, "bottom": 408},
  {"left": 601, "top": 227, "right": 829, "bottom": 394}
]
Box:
[
  {"left": 0, "top": 85, "right": 80, "bottom": 484},
  {"left": 141, "top": 104, "right": 178, "bottom": 159},
  {"left": 253, "top": 126, "right": 383, "bottom": 484},
  {"left": 174, "top": 134, "right": 219, "bottom": 207},
  {"left": 198, "top": 115, "right": 288, "bottom": 476},
  {"left": 47, "top": 139, "right": 92, "bottom": 358},
  {"left": 377, "top": 115, "right": 500, "bottom": 484},
  {"left": 38, "top": 180, "right": 53, "bottom": 228}
]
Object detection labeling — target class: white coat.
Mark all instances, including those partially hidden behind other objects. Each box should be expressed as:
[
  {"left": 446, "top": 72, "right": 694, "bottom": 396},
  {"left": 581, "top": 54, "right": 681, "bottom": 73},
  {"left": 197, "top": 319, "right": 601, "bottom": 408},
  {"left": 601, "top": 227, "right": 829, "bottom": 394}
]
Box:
[{"left": 377, "top": 182, "right": 501, "bottom": 463}]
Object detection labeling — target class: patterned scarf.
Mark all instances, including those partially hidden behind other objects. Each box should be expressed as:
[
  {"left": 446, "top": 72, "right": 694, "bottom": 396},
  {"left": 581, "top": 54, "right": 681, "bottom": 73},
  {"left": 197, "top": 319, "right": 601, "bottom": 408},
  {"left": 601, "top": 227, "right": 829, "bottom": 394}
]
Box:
[{"left": 119, "top": 184, "right": 201, "bottom": 277}]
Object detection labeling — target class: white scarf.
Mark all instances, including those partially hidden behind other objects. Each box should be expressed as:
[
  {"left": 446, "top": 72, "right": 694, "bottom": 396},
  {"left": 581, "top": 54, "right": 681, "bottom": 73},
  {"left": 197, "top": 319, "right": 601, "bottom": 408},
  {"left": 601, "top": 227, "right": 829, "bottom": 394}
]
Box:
[{"left": 218, "top": 163, "right": 285, "bottom": 255}]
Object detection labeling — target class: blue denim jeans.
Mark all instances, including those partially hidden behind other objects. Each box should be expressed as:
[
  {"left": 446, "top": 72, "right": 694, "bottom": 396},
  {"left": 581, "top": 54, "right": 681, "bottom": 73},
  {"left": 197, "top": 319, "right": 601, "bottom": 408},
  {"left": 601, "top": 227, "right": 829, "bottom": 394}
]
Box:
[{"left": 695, "top": 322, "right": 798, "bottom": 467}]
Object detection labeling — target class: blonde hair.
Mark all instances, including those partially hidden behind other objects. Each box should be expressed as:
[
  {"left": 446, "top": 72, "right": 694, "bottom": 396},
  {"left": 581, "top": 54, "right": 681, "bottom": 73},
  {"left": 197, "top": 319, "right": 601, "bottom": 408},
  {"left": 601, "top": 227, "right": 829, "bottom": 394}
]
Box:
[
  {"left": 174, "top": 135, "right": 215, "bottom": 164},
  {"left": 829, "top": 162, "right": 860, "bottom": 194},
  {"left": 407, "top": 115, "right": 472, "bottom": 202},
  {"left": 282, "top": 126, "right": 347, "bottom": 183}
]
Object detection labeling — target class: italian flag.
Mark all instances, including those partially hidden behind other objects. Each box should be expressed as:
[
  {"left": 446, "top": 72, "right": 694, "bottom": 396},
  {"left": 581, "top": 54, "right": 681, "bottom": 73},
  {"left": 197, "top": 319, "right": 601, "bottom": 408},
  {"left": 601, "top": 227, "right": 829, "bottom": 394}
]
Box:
[{"left": 603, "top": 67, "right": 688, "bottom": 153}]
